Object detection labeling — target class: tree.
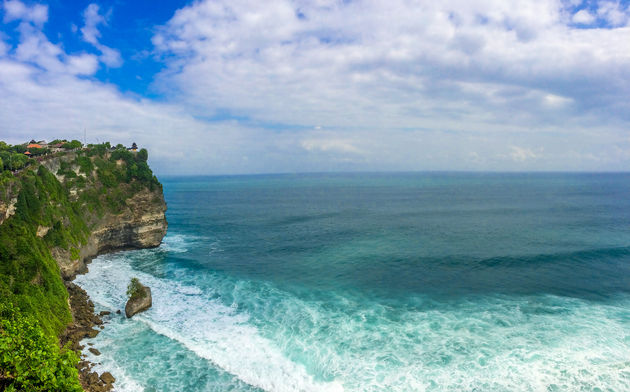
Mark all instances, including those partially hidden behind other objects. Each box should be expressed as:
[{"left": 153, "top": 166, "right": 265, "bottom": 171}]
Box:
[
  {"left": 27, "top": 147, "right": 47, "bottom": 156},
  {"left": 0, "top": 303, "right": 83, "bottom": 391},
  {"left": 136, "top": 148, "right": 148, "bottom": 162},
  {"left": 61, "top": 140, "right": 82, "bottom": 150},
  {"left": 6, "top": 154, "right": 27, "bottom": 170},
  {"left": 127, "top": 278, "right": 144, "bottom": 299},
  {"left": 11, "top": 145, "right": 26, "bottom": 154}
]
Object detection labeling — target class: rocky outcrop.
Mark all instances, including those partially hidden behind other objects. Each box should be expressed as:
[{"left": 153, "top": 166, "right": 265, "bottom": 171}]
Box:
[
  {"left": 125, "top": 283, "right": 152, "bottom": 318},
  {"left": 60, "top": 283, "right": 114, "bottom": 392},
  {"left": 57, "top": 188, "right": 167, "bottom": 280},
  {"left": 0, "top": 196, "right": 17, "bottom": 226}
]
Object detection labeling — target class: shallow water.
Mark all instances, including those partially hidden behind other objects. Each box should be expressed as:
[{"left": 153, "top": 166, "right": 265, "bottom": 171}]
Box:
[{"left": 75, "top": 173, "right": 630, "bottom": 391}]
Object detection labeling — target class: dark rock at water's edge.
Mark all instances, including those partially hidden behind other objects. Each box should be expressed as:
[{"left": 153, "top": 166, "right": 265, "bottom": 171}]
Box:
[
  {"left": 60, "top": 283, "right": 113, "bottom": 392},
  {"left": 100, "top": 372, "right": 116, "bottom": 385},
  {"left": 125, "top": 283, "right": 152, "bottom": 318}
]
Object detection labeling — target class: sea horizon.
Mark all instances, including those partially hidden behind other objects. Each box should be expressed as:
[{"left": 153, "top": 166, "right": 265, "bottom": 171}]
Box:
[{"left": 75, "top": 172, "right": 630, "bottom": 391}]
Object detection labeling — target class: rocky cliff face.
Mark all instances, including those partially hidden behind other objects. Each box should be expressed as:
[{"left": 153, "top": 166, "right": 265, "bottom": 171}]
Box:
[
  {"left": 55, "top": 187, "right": 167, "bottom": 279},
  {"left": 0, "top": 144, "right": 166, "bottom": 392},
  {"left": 13, "top": 150, "right": 169, "bottom": 280}
]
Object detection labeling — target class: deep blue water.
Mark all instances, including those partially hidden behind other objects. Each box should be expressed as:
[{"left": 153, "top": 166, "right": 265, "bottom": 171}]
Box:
[{"left": 75, "top": 173, "right": 630, "bottom": 391}]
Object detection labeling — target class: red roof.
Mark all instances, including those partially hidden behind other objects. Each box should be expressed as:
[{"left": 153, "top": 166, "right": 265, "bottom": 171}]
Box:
[
  {"left": 27, "top": 143, "right": 42, "bottom": 149},
  {"left": 24, "top": 151, "right": 32, "bottom": 155}
]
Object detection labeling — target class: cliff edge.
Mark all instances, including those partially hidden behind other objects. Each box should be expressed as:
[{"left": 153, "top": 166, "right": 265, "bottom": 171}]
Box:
[
  {"left": 0, "top": 142, "right": 166, "bottom": 392},
  {"left": 55, "top": 180, "right": 167, "bottom": 279}
]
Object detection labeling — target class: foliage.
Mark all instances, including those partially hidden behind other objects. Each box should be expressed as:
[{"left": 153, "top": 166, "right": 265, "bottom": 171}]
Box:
[
  {"left": 0, "top": 138, "right": 164, "bottom": 389},
  {"left": 61, "top": 140, "right": 82, "bottom": 150},
  {"left": 0, "top": 151, "right": 28, "bottom": 171},
  {"left": 11, "top": 145, "right": 26, "bottom": 154},
  {"left": 0, "top": 303, "right": 83, "bottom": 392},
  {"left": 126, "top": 277, "right": 145, "bottom": 300},
  {"left": 28, "top": 147, "right": 48, "bottom": 156},
  {"left": 75, "top": 155, "right": 93, "bottom": 174}
]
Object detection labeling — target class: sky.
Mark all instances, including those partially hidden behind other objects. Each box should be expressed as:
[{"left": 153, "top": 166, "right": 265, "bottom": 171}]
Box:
[{"left": 0, "top": 0, "right": 629, "bottom": 175}]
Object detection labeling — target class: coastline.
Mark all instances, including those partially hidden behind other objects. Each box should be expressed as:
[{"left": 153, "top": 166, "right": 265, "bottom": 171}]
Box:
[
  {"left": 0, "top": 144, "right": 167, "bottom": 391},
  {"left": 61, "top": 280, "right": 114, "bottom": 392},
  {"left": 61, "top": 244, "right": 163, "bottom": 392}
]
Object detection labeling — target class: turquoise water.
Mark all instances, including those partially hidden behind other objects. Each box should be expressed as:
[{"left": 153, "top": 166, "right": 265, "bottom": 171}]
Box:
[{"left": 75, "top": 173, "right": 630, "bottom": 391}]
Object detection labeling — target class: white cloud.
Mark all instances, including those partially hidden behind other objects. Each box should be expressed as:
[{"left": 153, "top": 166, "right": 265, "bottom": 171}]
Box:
[
  {"left": 81, "top": 4, "right": 102, "bottom": 45},
  {"left": 2, "top": 0, "right": 47, "bottom": 25},
  {"left": 572, "top": 9, "right": 595, "bottom": 24},
  {"left": 543, "top": 93, "right": 572, "bottom": 107},
  {"left": 80, "top": 3, "right": 122, "bottom": 67},
  {"left": 2, "top": 0, "right": 630, "bottom": 174},
  {"left": 596, "top": 1, "right": 628, "bottom": 26},
  {"left": 151, "top": 0, "right": 630, "bottom": 133},
  {"left": 509, "top": 146, "right": 541, "bottom": 162},
  {"left": 301, "top": 138, "right": 363, "bottom": 154}
]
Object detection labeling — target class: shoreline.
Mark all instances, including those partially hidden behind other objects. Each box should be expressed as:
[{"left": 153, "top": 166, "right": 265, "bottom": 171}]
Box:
[
  {"left": 61, "top": 243, "right": 163, "bottom": 392},
  {"left": 62, "top": 279, "right": 116, "bottom": 392}
]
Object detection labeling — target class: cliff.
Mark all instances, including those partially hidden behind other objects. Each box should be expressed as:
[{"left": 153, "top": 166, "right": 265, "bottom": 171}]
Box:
[
  {"left": 0, "top": 142, "right": 166, "bottom": 391},
  {"left": 55, "top": 179, "right": 167, "bottom": 280}
]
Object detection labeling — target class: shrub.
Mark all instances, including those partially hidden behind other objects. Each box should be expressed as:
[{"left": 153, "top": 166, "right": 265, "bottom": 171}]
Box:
[
  {"left": 126, "top": 277, "right": 145, "bottom": 300},
  {"left": 69, "top": 247, "right": 80, "bottom": 260},
  {"left": 61, "top": 140, "right": 82, "bottom": 150},
  {"left": 0, "top": 303, "right": 83, "bottom": 392}
]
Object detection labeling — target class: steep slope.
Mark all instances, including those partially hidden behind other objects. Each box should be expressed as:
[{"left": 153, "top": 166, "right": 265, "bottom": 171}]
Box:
[{"left": 0, "top": 143, "right": 167, "bottom": 391}]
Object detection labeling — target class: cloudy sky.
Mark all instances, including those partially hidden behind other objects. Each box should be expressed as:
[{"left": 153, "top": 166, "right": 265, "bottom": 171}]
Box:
[{"left": 0, "top": 0, "right": 629, "bottom": 174}]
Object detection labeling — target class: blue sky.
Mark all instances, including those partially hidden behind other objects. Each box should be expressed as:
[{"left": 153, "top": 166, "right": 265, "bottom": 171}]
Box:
[{"left": 1, "top": 0, "right": 630, "bottom": 174}]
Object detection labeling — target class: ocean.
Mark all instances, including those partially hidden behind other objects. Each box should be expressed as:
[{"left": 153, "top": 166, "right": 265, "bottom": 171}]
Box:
[{"left": 74, "top": 172, "right": 630, "bottom": 391}]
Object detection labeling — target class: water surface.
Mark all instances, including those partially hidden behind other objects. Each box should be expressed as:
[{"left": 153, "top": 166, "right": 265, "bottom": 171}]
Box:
[{"left": 76, "top": 173, "right": 630, "bottom": 391}]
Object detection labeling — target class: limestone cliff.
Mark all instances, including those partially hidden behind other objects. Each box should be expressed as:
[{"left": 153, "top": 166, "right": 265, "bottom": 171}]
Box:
[
  {"left": 0, "top": 149, "right": 167, "bottom": 279},
  {"left": 55, "top": 185, "right": 167, "bottom": 279},
  {"left": 0, "top": 142, "right": 166, "bottom": 392}
]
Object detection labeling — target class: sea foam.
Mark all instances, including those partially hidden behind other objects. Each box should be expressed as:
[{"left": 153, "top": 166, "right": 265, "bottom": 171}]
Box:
[
  {"left": 75, "top": 250, "right": 344, "bottom": 392},
  {"left": 75, "top": 232, "right": 630, "bottom": 392}
]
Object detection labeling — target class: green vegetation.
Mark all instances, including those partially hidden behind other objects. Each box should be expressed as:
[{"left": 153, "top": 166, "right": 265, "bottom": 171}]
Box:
[
  {"left": 0, "top": 303, "right": 83, "bottom": 392},
  {"left": 0, "top": 141, "right": 29, "bottom": 172},
  {"left": 126, "top": 277, "right": 145, "bottom": 300},
  {"left": 0, "top": 139, "right": 161, "bottom": 390},
  {"left": 61, "top": 140, "right": 83, "bottom": 150}
]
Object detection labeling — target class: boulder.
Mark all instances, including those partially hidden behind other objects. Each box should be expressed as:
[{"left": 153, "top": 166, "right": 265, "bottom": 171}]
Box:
[
  {"left": 125, "top": 283, "right": 152, "bottom": 318},
  {"left": 100, "top": 372, "right": 116, "bottom": 384}
]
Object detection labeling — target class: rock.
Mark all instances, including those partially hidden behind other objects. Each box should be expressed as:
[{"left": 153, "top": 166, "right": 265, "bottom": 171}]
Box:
[
  {"left": 125, "top": 283, "right": 152, "bottom": 318},
  {"left": 87, "top": 372, "right": 99, "bottom": 385},
  {"left": 89, "top": 348, "right": 101, "bottom": 356},
  {"left": 101, "top": 372, "right": 116, "bottom": 384},
  {"left": 99, "top": 310, "right": 111, "bottom": 316},
  {"left": 116, "top": 310, "right": 121, "bottom": 314}
]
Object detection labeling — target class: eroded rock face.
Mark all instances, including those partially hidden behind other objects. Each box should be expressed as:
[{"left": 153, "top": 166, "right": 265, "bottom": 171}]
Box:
[
  {"left": 57, "top": 188, "right": 168, "bottom": 279},
  {"left": 125, "top": 284, "right": 152, "bottom": 318},
  {"left": 0, "top": 196, "right": 17, "bottom": 226}
]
